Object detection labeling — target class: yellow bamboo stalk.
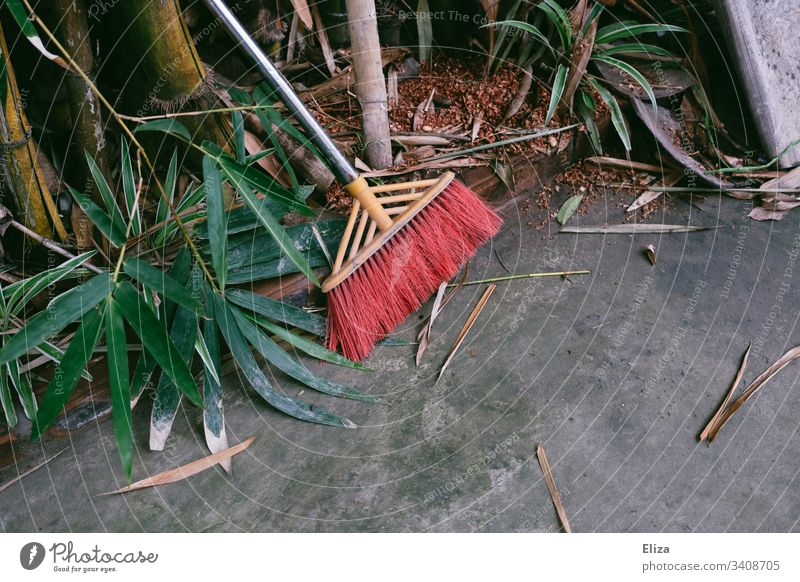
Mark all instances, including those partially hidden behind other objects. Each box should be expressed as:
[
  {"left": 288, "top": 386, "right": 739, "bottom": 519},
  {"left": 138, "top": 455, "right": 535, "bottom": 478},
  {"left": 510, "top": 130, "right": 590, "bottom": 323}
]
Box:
[{"left": 0, "top": 21, "right": 67, "bottom": 241}]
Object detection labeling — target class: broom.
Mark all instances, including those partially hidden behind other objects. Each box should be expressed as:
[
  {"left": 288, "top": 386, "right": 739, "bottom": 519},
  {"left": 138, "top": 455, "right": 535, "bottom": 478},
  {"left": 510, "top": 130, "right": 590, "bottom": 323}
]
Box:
[{"left": 204, "top": 0, "right": 503, "bottom": 361}]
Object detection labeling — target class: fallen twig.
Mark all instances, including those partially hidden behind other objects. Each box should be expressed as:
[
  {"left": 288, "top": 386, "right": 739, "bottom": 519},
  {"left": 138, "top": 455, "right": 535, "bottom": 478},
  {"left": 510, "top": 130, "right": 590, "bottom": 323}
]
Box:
[
  {"left": 437, "top": 284, "right": 496, "bottom": 382},
  {"left": 453, "top": 270, "right": 591, "bottom": 287},
  {"left": 561, "top": 224, "right": 715, "bottom": 234},
  {"left": 537, "top": 445, "right": 572, "bottom": 533}
]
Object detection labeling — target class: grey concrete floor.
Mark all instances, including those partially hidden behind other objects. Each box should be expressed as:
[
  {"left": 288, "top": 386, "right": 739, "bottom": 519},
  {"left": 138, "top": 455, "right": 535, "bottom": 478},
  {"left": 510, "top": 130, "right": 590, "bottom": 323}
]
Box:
[{"left": 2, "top": 186, "right": 800, "bottom": 532}]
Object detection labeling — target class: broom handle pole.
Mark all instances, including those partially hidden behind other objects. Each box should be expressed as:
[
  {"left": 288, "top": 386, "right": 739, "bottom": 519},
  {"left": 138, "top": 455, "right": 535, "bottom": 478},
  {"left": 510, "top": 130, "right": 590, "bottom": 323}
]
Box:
[{"left": 202, "top": 0, "right": 359, "bottom": 185}]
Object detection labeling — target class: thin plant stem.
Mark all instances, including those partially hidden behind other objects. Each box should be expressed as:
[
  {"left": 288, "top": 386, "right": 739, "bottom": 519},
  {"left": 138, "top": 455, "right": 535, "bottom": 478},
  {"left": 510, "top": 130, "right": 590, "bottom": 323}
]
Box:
[
  {"left": 451, "top": 270, "right": 591, "bottom": 287},
  {"left": 118, "top": 105, "right": 273, "bottom": 123}
]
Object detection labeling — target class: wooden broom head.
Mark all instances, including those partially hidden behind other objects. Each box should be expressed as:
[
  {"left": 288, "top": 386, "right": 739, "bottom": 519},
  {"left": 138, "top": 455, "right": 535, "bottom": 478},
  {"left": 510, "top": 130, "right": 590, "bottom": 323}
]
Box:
[{"left": 322, "top": 172, "right": 457, "bottom": 294}]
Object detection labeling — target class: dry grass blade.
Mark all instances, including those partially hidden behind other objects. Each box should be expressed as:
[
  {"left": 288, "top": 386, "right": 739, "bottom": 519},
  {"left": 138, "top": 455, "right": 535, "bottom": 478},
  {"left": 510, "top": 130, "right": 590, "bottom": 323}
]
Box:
[
  {"left": 700, "top": 345, "right": 750, "bottom": 442},
  {"left": 99, "top": 437, "right": 255, "bottom": 495},
  {"left": 289, "top": 0, "right": 313, "bottom": 29},
  {"left": 707, "top": 346, "right": 800, "bottom": 443},
  {"left": 416, "top": 282, "right": 447, "bottom": 367},
  {"left": 0, "top": 448, "right": 66, "bottom": 495},
  {"left": 537, "top": 445, "right": 571, "bottom": 533},
  {"left": 561, "top": 224, "right": 715, "bottom": 234},
  {"left": 437, "top": 284, "right": 496, "bottom": 382},
  {"left": 586, "top": 156, "right": 671, "bottom": 175},
  {"left": 417, "top": 267, "right": 469, "bottom": 366}
]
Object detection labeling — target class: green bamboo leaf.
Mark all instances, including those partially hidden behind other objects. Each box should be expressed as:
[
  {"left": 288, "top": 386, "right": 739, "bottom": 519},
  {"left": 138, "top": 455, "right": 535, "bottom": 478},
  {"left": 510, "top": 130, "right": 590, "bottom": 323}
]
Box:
[
  {"left": 120, "top": 139, "right": 141, "bottom": 236},
  {"left": 556, "top": 194, "right": 584, "bottom": 225},
  {"left": 577, "top": 96, "right": 602, "bottom": 154},
  {"left": 583, "top": 2, "right": 605, "bottom": 34},
  {"left": 203, "top": 143, "right": 313, "bottom": 215},
  {"left": 546, "top": 64, "right": 568, "bottom": 124},
  {"left": 84, "top": 151, "right": 126, "bottom": 233},
  {"left": 150, "top": 302, "right": 197, "bottom": 451},
  {"left": 232, "top": 307, "right": 380, "bottom": 403},
  {"left": 156, "top": 149, "right": 179, "bottom": 225},
  {"left": 250, "top": 314, "right": 368, "bottom": 371},
  {"left": 34, "top": 340, "right": 93, "bottom": 382},
  {"left": 5, "top": 251, "right": 95, "bottom": 316},
  {"left": 201, "top": 284, "right": 226, "bottom": 453},
  {"left": 0, "top": 370, "right": 16, "bottom": 428},
  {"left": 225, "top": 288, "right": 326, "bottom": 336},
  {"left": 31, "top": 305, "right": 105, "bottom": 440},
  {"left": 0, "top": 273, "right": 112, "bottom": 367},
  {"left": 203, "top": 154, "right": 228, "bottom": 290},
  {"left": 6, "top": 359, "right": 36, "bottom": 420},
  {"left": 592, "top": 55, "right": 658, "bottom": 110},
  {"left": 122, "top": 258, "right": 203, "bottom": 315},
  {"left": 105, "top": 298, "right": 133, "bottom": 480},
  {"left": 254, "top": 85, "right": 325, "bottom": 164},
  {"left": 538, "top": 0, "right": 572, "bottom": 52},
  {"left": 114, "top": 281, "right": 203, "bottom": 408},
  {"left": 6, "top": 0, "right": 66, "bottom": 66},
  {"left": 211, "top": 294, "right": 354, "bottom": 428},
  {"left": 251, "top": 87, "right": 301, "bottom": 191},
  {"left": 594, "top": 43, "right": 674, "bottom": 59},
  {"left": 595, "top": 23, "right": 687, "bottom": 45},
  {"left": 589, "top": 79, "right": 631, "bottom": 151},
  {"left": 222, "top": 167, "right": 321, "bottom": 287},
  {"left": 194, "top": 327, "right": 220, "bottom": 386},
  {"left": 232, "top": 111, "right": 246, "bottom": 164},
  {"left": 130, "top": 249, "right": 192, "bottom": 405},
  {"left": 69, "top": 187, "right": 126, "bottom": 247},
  {"left": 134, "top": 119, "right": 193, "bottom": 141},
  {"left": 491, "top": 20, "right": 554, "bottom": 57}
]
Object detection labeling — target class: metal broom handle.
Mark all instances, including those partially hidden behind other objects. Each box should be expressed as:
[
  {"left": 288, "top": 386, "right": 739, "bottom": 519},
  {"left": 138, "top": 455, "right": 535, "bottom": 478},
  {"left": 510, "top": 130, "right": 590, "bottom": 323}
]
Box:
[{"left": 202, "top": 0, "right": 359, "bottom": 186}]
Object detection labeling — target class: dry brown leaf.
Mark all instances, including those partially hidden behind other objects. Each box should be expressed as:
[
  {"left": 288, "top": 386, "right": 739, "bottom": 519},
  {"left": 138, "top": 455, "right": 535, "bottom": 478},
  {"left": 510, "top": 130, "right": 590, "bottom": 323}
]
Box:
[
  {"left": 586, "top": 156, "right": 670, "bottom": 174},
  {"left": 644, "top": 244, "right": 657, "bottom": 265},
  {"left": 700, "top": 345, "right": 750, "bottom": 442},
  {"left": 437, "top": 284, "right": 496, "bottom": 382},
  {"left": 707, "top": 346, "right": 800, "bottom": 442},
  {"left": 416, "top": 266, "right": 469, "bottom": 367},
  {"left": 537, "top": 445, "right": 572, "bottom": 533},
  {"left": 749, "top": 207, "right": 789, "bottom": 221},
  {"left": 99, "top": 437, "right": 255, "bottom": 495},
  {"left": 561, "top": 224, "right": 715, "bottom": 234},
  {"left": 471, "top": 111, "right": 485, "bottom": 143},
  {"left": 310, "top": 5, "right": 336, "bottom": 76},
  {"left": 0, "top": 449, "right": 66, "bottom": 495},
  {"left": 761, "top": 166, "right": 800, "bottom": 192},
  {"left": 627, "top": 173, "right": 682, "bottom": 213},
  {"left": 289, "top": 0, "right": 313, "bottom": 29}
]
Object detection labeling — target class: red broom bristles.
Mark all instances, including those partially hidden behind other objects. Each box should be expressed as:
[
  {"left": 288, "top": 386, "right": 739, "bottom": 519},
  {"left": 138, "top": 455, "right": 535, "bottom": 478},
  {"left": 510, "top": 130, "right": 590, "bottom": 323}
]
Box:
[{"left": 327, "top": 181, "right": 502, "bottom": 361}]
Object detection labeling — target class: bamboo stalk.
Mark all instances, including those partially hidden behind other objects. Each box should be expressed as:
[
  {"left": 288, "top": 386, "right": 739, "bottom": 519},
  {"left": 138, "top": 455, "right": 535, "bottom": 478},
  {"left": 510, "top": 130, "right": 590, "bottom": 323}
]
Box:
[
  {"left": 44, "top": 0, "right": 113, "bottom": 251},
  {"left": 346, "top": 0, "right": 392, "bottom": 169},
  {"left": 0, "top": 21, "right": 67, "bottom": 242}
]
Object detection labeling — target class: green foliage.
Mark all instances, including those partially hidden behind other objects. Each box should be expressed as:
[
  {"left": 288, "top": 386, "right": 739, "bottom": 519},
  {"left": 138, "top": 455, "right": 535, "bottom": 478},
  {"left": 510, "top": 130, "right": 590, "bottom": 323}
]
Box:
[
  {"left": 490, "top": 2, "right": 687, "bottom": 151},
  {"left": 3, "top": 111, "right": 376, "bottom": 478}
]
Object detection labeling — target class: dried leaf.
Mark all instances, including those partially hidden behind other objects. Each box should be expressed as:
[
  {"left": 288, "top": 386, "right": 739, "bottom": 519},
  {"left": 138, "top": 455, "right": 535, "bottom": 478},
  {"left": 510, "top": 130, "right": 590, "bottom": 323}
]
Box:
[
  {"left": 760, "top": 166, "right": 800, "bottom": 192},
  {"left": 749, "top": 207, "right": 789, "bottom": 222},
  {"left": 289, "top": 0, "right": 313, "bottom": 29},
  {"left": 707, "top": 346, "right": 800, "bottom": 442},
  {"left": 557, "top": 195, "right": 584, "bottom": 225},
  {"left": 416, "top": 282, "right": 447, "bottom": 367},
  {"left": 310, "top": 5, "right": 336, "bottom": 76},
  {"left": 417, "top": 267, "right": 469, "bottom": 366},
  {"left": 471, "top": 111, "right": 485, "bottom": 143},
  {"left": 586, "top": 156, "right": 671, "bottom": 174},
  {"left": 561, "top": 224, "right": 715, "bottom": 234},
  {"left": 100, "top": 437, "right": 256, "bottom": 495},
  {"left": 437, "top": 284, "right": 496, "bottom": 382},
  {"left": 537, "top": 445, "right": 572, "bottom": 533},
  {"left": 644, "top": 244, "right": 657, "bottom": 265},
  {"left": 0, "top": 449, "right": 66, "bottom": 495},
  {"left": 700, "top": 345, "right": 750, "bottom": 442}
]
